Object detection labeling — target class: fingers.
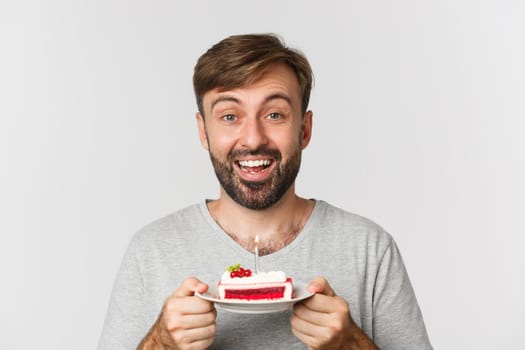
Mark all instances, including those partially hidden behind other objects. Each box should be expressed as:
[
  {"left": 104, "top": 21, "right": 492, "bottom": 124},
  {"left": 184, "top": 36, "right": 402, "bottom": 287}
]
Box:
[
  {"left": 168, "top": 277, "right": 212, "bottom": 316},
  {"left": 166, "top": 292, "right": 214, "bottom": 315},
  {"left": 292, "top": 277, "right": 353, "bottom": 349},
  {"left": 307, "top": 276, "right": 336, "bottom": 296},
  {"left": 293, "top": 301, "right": 335, "bottom": 326},
  {"left": 174, "top": 277, "right": 209, "bottom": 297},
  {"left": 291, "top": 298, "right": 351, "bottom": 349},
  {"left": 164, "top": 304, "right": 217, "bottom": 329},
  {"left": 170, "top": 322, "right": 216, "bottom": 347},
  {"left": 294, "top": 293, "right": 349, "bottom": 325},
  {"left": 302, "top": 293, "right": 347, "bottom": 313},
  {"left": 160, "top": 277, "right": 217, "bottom": 349},
  {"left": 290, "top": 315, "right": 330, "bottom": 349},
  {"left": 162, "top": 304, "right": 216, "bottom": 340},
  {"left": 302, "top": 276, "right": 341, "bottom": 313}
]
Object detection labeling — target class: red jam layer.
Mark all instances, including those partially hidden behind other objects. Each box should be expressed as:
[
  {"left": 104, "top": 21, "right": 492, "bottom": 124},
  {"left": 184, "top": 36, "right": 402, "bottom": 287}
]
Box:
[{"left": 224, "top": 286, "right": 286, "bottom": 300}]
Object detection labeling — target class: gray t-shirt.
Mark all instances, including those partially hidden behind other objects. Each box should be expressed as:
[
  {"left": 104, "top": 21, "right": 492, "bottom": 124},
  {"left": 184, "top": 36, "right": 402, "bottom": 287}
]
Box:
[{"left": 98, "top": 200, "right": 432, "bottom": 349}]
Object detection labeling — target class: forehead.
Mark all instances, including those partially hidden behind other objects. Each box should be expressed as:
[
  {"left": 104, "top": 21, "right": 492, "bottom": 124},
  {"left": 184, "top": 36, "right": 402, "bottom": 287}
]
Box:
[{"left": 202, "top": 63, "right": 301, "bottom": 110}]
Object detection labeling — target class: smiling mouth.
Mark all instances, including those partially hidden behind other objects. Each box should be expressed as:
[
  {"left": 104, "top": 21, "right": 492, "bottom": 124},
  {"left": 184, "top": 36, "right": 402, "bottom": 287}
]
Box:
[{"left": 236, "top": 159, "right": 273, "bottom": 173}]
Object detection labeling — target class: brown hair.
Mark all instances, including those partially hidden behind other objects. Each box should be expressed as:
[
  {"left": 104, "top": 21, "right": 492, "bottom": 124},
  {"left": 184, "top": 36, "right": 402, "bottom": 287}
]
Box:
[{"left": 193, "top": 33, "right": 313, "bottom": 116}]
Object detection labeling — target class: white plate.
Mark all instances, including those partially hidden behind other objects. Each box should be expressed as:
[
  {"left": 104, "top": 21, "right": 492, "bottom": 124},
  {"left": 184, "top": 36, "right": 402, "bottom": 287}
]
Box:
[{"left": 195, "top": 281, "right": 314, "bottom": 314}]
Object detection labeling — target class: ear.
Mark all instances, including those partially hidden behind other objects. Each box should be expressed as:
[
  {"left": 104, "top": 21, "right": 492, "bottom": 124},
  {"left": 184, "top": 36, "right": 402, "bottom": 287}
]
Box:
[
  {"left": 196, "top": 112, "right": 209, "bottom": 150},
  {"left": 300, "top": 110, "right": 313, "bottom": 150}
]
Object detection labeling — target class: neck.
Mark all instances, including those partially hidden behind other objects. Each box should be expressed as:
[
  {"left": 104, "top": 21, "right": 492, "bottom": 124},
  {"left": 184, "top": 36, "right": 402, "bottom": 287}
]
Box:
[{"left": 207, "top": 186, "right": 314, "bottom": 255}]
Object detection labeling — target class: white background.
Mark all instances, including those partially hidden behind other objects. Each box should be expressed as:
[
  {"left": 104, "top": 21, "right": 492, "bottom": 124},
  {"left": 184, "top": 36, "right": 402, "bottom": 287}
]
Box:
[{"left": 2, "top": 0, "right": 524, "bottom": 348}]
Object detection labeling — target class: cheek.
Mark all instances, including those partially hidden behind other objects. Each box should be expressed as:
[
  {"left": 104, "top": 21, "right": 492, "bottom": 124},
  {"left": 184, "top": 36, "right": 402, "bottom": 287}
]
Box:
[
  {"left": 207, "top": 134, "right": 235, "bottom": 157},
  {"left": 278, "top": 131, "right": 303, "bottom": 154}
]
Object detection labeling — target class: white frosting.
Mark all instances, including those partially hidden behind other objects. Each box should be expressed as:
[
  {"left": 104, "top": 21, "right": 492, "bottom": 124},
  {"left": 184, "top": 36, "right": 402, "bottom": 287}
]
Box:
[{"left": 220, "top": 271, "right": 287, "bottom": 284}]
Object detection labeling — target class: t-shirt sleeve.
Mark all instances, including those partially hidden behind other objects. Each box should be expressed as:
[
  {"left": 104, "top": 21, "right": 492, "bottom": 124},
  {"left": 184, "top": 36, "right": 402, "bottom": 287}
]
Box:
[
  {"left": 97, "top": 239, "right": 152, "bottom": 350},
  {"left": 372, "top": 239, "right": 433, "bottom": 349}
]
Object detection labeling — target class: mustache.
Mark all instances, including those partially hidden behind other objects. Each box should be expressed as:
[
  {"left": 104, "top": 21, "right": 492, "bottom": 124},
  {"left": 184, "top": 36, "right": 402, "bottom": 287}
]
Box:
[{"left": 228, "top": 147, "right": 282, "bottom": 161}]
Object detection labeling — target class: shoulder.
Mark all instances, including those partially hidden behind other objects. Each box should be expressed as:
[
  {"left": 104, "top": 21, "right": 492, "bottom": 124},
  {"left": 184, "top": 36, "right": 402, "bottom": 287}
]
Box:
[
  {"left": 313, "top": 200, "right": 394, "bottom": 251},
  {"left": 129, "top": 202, "right": 206, "bottom": 251}
]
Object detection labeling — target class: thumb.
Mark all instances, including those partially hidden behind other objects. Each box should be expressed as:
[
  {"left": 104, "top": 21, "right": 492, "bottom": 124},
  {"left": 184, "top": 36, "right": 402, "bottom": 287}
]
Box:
[
  {"left": 307, "top": 276, "right": 336, "bottom": 297},
  {"left": 174, "top": 277, "right": 208, "bottom": 297}
]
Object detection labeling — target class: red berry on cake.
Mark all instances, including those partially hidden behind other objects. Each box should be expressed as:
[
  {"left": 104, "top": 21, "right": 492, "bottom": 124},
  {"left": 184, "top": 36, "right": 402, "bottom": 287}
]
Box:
[{"left": 227, "top": 263, "right": 252, "bottom": 278}]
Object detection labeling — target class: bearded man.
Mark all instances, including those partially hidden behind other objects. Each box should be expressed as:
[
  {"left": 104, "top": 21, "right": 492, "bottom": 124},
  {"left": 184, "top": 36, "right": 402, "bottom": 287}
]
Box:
[{"left": 98, "top": 33, "right": 432, "bottom": 350}]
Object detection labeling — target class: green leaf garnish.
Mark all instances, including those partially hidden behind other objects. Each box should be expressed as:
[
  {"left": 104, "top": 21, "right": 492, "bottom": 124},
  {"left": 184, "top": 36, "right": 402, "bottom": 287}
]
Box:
[{"left": 227, "top": 263, "right": 241, "bottom": 272}]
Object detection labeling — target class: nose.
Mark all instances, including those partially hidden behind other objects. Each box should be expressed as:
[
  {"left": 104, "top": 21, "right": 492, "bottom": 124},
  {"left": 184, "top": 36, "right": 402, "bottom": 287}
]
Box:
[{"left": 239, "top": 117, "right": 268, "bottom": 150}]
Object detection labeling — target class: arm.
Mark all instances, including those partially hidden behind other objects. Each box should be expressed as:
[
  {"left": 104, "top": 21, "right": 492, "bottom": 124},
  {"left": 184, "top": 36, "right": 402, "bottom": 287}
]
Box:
[
  {"left": 291, "top": 276, "right": 379, "bottom": 350},
  {"left": 137, "top": 312, "right": 176, "bottom": 350},
  {"left": 138, "top": 278, "right": 217, "bottom": 350}
]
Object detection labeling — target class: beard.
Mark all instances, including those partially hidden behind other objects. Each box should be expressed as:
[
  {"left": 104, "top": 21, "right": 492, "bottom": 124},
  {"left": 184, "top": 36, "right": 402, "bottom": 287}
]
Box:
[{"left": 209, "top": 145, "right": 302, "bottom": 210}]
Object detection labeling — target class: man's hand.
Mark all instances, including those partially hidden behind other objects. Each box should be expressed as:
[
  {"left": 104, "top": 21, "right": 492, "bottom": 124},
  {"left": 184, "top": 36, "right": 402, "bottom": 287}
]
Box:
[
  {"left": 138, "top": 277, "right": 217, "bottom": 350},
  {"left": 290, "top": 276, "right": 378, "bottom": 350}
]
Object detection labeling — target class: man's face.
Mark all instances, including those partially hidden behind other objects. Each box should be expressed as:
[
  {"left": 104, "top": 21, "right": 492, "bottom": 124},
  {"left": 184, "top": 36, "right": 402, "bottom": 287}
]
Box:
[{"left": 197, "top": 63, "right": 313, "bottom": 210}]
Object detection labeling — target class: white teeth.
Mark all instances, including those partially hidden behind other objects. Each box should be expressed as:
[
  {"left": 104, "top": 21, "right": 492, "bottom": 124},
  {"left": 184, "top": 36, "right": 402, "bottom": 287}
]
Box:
[{"left": 239, "top": 159, "right": 271, "bottom": 167}]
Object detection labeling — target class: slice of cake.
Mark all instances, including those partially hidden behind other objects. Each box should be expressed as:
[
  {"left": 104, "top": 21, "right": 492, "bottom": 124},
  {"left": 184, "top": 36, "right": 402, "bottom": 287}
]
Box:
[{"left": 217, "top": 264, "right": 293, "bottom": 301}]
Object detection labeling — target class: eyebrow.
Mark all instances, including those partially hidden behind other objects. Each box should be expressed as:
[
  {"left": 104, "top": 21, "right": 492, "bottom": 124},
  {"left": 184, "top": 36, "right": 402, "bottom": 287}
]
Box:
[
  {"left": 210, "top": 93, "right": 292, "bottom": 111},
  {"left": 210, "top": 96, "right": 240, "bottom": 110},
  {"left": 265, "top": 93, "right": 292, "bottom": 106}
]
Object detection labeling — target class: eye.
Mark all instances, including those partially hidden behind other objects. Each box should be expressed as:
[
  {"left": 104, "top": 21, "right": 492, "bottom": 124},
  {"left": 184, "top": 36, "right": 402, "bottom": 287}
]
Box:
[
  {"left": 222, "top": 114, "right": 237, "bottom": 122},
  {"left": 267, "top": 112, "right": 282, "bottom": 120}
]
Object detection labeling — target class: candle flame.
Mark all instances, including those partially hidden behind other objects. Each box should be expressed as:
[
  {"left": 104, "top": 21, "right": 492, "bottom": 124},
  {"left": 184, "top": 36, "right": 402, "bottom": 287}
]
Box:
[{"left": 254, "top": 234, "right": 259, "bottom": 244}]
